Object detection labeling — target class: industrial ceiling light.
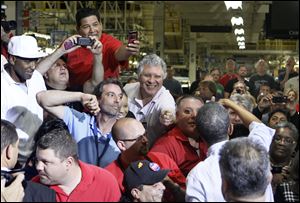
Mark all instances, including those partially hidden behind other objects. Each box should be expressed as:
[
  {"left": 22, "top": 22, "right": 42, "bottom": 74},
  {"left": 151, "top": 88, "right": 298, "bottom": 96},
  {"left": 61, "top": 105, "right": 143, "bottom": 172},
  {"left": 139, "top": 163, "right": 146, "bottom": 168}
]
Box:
[
  {"left": 231, "top": 17, "right": 244, "bottom": 26},
  {"left": 234, "top": 28, "right": 245, "bottom": 35},
  {"left": 238, "top": 41, "right": 245, "bottom": 46},
  {"left": 239, "top": 45, "right": 246, "bottom": 49},
  {"left": 236, "top": 36, "right": 245, "bottom": 42},
  {"left": 224, "top": 1, "right": 242, "bottom": 10}
]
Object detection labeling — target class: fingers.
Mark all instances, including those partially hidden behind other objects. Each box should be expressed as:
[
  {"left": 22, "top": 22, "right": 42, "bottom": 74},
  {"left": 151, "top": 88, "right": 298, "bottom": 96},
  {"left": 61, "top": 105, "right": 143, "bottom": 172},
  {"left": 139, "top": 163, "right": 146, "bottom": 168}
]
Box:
[
  {"left": 82, "top": 94, "right": 101, "bottom": 116},
  {"left": 126, "top": 40, "right": 140, "bottom": 55},
  {"left": 160, "top": 110, "right": 175, "bottom": 126}
]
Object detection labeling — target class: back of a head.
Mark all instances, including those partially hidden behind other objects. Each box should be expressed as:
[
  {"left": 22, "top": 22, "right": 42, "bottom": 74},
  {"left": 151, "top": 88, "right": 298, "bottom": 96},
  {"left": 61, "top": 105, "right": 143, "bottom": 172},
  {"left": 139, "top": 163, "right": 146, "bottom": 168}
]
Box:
[
  {"left": 1, "top": 119, "right": 18, "bottom": 153},
  {"left": 230, "top": 94, "right": 254, "bottom": 112},
  {"left": 137, "top": 54, "right": 167, "bottom": 79},
  {"left": 76, "top": 8, "right": 100, "bottom": 27},
  {"left": 219, "top": 137, "right": 270, "bottom": 200},
  {"left": 112, "top": 117, "right": 143, "bottom": 141},
  {"left": 36, "top": 128, "right": 78, "bottom": 161},
  {"left": 196, "top": 102, "right": 229, "bottom": 146}
]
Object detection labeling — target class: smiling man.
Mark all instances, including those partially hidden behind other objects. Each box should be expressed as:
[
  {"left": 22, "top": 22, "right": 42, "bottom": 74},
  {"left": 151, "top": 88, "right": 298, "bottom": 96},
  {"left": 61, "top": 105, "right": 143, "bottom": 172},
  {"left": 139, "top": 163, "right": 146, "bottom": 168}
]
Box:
[
  {"left": 124, "top": 54, "right": 176, "bottom": 147},
  {"left": 66, "top": 8, "right": 140, "bottom": 89}
]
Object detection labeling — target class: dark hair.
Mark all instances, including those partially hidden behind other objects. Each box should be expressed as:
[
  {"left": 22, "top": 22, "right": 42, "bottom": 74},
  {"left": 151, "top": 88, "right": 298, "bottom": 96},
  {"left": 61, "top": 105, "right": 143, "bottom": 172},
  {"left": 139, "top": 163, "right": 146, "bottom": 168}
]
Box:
[
  {"left": 92, "top": 78, "right": 124, "bottom": 98},
  {"left": 34, "top": 117, "right": 69, "bottom": 144},
  {"left": 219, "top": 137, "right": 270, "bottom": 199},
  {"left": 268, "top": 108, "right": 290, "bottom": 123},
  {"left": 196, "top": 102, "right": 229, "bottom": 146},
  {"left": 274, "top": 121, "right": 299, "bottom": 141},
  {"left": 199, "top": 80, "right": 217, "bottom": 96},
  {"left": 1, "top": 119, "right": 18, "bottom": 153},
  {"left": 36, "top": 128, "right": 78, "bottom": 161},
  {"left": 76, "top": 8, "right": 100, "bottom": 27}
]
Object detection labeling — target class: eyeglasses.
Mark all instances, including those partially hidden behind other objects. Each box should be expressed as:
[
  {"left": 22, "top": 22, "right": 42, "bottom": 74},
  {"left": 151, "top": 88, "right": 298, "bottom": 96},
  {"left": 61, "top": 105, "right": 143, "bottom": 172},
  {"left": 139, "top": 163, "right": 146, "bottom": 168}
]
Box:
[
  {"left": 118, "top": 133, "right": 147, "bottom": 142},
  {"left": 274, "top": 135, "right": 296, "bottom": 145}
]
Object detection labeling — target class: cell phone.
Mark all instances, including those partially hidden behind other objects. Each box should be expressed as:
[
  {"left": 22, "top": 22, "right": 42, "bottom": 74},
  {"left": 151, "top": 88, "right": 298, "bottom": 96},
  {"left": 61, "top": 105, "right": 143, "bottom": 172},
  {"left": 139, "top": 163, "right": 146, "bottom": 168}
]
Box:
[
  {"left": 64, "top": 41, "right": 74, "bottom": 50},
  {"left": 271, "top": 166, "right": 283, "bottom": 174},
  {"left": 272, "top": 96, "right": 288, "bottom": 103},
  {"left": 128, "top": 31, "right": 138, "bottom": 44},
  {"left": 76, "top": 37, "right": 94, "bottom": 46}
]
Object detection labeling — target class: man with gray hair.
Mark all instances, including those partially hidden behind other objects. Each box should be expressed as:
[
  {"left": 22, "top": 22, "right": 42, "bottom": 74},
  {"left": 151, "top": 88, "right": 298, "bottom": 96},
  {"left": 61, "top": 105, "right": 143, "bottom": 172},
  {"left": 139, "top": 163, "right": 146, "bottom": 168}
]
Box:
[
  {"left": 219, "top": 137, "right": 272, "bottom": 202},
  {"left": 124, "top": 54, "right": 176, "bottom": 147},
  {"left": 186, "top": 99, "right": 275, "bottom": 202}
]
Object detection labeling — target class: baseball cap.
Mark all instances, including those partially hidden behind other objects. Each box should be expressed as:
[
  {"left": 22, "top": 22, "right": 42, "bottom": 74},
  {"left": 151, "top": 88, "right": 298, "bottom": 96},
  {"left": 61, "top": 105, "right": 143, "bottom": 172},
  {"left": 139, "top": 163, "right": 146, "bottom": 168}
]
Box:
[
  {"left": 8, "top": 35, "right": 47, "bottom": 59},
  {"left": 124, "top": 160, "right": 169, "bottom": 191}
]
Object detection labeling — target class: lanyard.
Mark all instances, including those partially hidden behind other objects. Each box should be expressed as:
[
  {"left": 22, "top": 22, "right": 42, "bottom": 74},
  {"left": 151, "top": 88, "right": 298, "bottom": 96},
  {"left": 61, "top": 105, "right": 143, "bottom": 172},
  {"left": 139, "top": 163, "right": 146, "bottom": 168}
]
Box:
[{"left": 93, "top": 118, "right": 111, "bottom": 166}]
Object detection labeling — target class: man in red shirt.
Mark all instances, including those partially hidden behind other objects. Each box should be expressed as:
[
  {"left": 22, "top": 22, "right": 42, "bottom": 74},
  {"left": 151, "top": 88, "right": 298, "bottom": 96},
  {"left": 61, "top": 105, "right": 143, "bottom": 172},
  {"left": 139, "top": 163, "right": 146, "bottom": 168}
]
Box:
[
  {"left": 219, "top": 57, "right": 238, "bottom": 88},
  {"left": 105, "top": 118, "right": 186, "bottom": 201},
  {"left": 32, "top": 127, "right": 121, "bottom": 202},
  {"left": 150, "top": 95, "right": 207, "bottom": 176},
  {"left": 66, "top": 8, "right": 140, "bottom": 88}
]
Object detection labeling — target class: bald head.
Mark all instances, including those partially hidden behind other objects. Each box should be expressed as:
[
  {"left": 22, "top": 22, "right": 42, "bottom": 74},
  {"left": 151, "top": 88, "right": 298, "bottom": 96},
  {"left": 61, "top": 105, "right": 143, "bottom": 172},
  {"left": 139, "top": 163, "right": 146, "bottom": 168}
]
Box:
[{"left": 112, "top": 118, "right": 145, "bottom": 141}]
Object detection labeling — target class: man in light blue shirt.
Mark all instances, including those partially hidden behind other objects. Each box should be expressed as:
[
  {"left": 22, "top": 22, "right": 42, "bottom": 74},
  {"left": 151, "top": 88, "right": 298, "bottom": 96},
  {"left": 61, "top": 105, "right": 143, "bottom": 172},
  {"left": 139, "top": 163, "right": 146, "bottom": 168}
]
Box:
[
  {"left": 37, "top": 78, "right": 123, "bottom": 167},
  {"left": 186, "top": 99, "right": 275, "bottom": 202}
]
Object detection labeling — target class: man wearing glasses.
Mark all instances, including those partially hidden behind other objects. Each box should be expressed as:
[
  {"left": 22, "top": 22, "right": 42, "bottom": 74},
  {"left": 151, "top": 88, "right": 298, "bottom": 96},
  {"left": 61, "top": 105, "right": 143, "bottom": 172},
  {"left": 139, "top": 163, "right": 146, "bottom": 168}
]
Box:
[{"left": 106, "top": 117, "right": 186, "bottom": 201}]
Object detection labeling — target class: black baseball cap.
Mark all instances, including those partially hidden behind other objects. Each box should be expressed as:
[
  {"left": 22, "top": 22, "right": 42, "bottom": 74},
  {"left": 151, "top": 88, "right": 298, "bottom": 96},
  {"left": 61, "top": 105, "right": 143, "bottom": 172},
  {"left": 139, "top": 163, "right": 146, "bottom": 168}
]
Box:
[{"left": 124, "top": 160, "right": 169, "bottom": 191}]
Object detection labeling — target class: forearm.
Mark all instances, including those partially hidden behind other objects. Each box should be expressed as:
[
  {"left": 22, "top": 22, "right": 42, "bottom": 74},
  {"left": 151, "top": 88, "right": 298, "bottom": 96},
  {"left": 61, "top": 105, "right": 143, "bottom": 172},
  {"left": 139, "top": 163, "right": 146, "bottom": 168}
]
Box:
[
  {"left": 115, "top": 45, "right": 131, "bottom": 61},
  {"left": 36, "top": 48, "right": 64, "bottom": 75},
  {"left": 37, "top": 90, "right": 83, "bottom": 109},
  {"left": 222, "top": 99, "right": 261, "bottom": 127},
  {"left": 83, "top": 54, "right": 104, "bottom": 93},
  {"left": 280, "top": 71, "right": 290, "bottom": 88}
]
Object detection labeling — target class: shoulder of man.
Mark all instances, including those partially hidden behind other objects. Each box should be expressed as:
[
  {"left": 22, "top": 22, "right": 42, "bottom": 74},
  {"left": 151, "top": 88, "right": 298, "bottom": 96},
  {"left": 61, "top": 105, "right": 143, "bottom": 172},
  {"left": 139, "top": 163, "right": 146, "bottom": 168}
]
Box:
[{"left": 23, "top": 181, "right": 56, "bottom": 202}]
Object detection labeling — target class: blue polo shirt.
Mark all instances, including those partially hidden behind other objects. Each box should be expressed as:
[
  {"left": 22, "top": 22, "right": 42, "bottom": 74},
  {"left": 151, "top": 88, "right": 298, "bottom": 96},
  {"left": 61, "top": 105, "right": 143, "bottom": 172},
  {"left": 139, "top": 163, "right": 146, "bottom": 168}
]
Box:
[{"left": 63, "top": 107, "right": 120, "bottom": 167}]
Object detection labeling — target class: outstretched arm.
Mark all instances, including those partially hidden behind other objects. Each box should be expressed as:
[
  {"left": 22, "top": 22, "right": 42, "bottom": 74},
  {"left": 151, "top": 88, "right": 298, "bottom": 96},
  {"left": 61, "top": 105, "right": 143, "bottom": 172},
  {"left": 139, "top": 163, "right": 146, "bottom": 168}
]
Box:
[
  {"left": 83, "top": 36, "right": 104, "bottom": 94},
  {"left": 219, "top": 98, "right": 261, "bottom": 128},
  {"left": 36, "top": 90, "right": 100, "bottom": 119},
  {"left": 36, "top": 35, "right": 81, "bottom": 75},
  {"left": 115, "top": 40, "right": 140, "bottom": 61}
]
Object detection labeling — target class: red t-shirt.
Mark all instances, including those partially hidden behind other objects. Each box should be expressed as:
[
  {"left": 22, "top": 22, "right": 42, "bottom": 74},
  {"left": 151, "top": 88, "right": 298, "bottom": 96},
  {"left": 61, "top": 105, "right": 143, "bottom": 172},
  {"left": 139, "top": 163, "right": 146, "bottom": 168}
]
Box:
[
  {"left": 105, "top": 151, "right": 186, "bottom": 193},
  {"left": 219, "top": 73, "right": 238, "bottom": 88},
  {"left": 150, "top": 126, "right": 208, "bottom": 177},
  {"left": 66, "top": 33, "right": 127, "bottom": 87},
  {"left": 32, "top": 161, "right": 121, "bottom": 202}
]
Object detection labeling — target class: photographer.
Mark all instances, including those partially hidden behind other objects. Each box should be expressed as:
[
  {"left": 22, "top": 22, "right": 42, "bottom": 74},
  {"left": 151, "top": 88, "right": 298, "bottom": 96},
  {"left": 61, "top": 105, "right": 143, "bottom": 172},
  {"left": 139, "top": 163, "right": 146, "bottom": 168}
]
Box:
[
  {"left": 1, "top": 119, "right": 56, "bottom": 202},
  {"left": 65, "top": 8, "right": 140, "bottom": 90}
]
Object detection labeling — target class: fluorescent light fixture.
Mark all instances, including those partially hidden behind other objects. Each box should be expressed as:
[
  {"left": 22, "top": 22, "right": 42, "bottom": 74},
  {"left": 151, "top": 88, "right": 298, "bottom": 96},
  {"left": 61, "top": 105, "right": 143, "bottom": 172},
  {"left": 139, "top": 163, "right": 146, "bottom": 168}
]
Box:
[
  {"left": 239, "top": 45, "right": 246, "bottom": 49},
  {"left": 236, "top": 36, "right": 245, "bottom": 42},
  {"left": 224, "top": 1, "right": 242, "bottom": 10},
  {"left": 234, "top": 28, "right": 245, "bottom": 35},
  {"left": 231, "top": 17, "right": 244, "bottom": 26},
  {"left": 238, "top": 41, "right": 245, "bottom": 46}
]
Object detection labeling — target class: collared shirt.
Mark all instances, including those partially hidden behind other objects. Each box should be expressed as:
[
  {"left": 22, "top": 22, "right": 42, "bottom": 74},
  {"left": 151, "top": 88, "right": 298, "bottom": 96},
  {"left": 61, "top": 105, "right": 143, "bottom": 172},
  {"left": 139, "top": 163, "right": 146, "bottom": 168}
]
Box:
[
  {"left": 186, "top": 121, "right": 275, "bottom": 202},
  {"left": 124, "top": 82, "right": 176, "bottom": 147},
  {"left": 150, "top": 126, "right": 207, "bottom": 176},
  {"left": 63, "top": 107, "right": 120, "bottom": 167},
  {"left": 1, "top": 69, "right": 45, "bottom": 123},
  {"left": 66, "top": 33, "right": 127, "bottom": 87},
  {"left": 32, "top": 161, "right": 121, "bottom": 202},
  {"left": 105, "top": 151, "right": 186, "bottom": 193}
]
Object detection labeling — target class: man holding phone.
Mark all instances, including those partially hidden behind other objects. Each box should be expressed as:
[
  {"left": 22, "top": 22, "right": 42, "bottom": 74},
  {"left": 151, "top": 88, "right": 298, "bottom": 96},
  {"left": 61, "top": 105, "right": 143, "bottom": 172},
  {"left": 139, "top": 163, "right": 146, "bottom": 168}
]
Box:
[{"left": 66, "top": 8, "right": 140, "bottom": 89}]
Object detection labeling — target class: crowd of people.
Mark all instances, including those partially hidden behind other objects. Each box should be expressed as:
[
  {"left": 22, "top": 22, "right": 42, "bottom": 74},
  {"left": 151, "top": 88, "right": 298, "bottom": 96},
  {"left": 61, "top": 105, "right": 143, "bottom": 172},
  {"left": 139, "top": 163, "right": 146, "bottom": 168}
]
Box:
[{"left": 1, "top": 6, "right": 299, "bottom": 202}]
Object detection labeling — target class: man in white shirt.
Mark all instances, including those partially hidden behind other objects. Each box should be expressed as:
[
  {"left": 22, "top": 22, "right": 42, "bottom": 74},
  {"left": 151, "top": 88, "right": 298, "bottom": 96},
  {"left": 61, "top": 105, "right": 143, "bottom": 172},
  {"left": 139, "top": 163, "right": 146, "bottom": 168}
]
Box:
[
  {"left": 124, "top": 54, "right": 176, "bottom": 147},
  {"left": 186, "top": 99, "right": 275, "bottom": 202}
]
